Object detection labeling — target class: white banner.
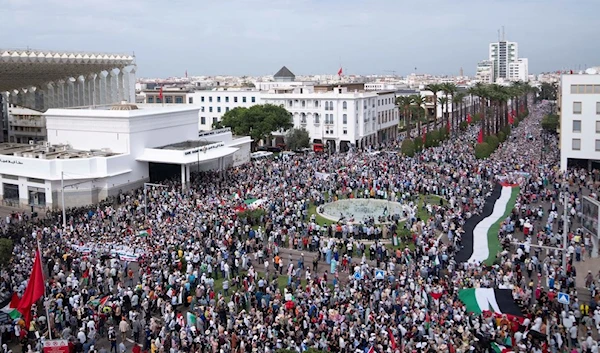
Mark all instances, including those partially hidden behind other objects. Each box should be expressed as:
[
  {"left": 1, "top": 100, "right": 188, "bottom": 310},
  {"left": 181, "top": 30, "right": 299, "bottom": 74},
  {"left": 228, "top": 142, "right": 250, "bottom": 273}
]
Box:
[{"left": 315, "top": 172, "right": 331, "bottom": 180}]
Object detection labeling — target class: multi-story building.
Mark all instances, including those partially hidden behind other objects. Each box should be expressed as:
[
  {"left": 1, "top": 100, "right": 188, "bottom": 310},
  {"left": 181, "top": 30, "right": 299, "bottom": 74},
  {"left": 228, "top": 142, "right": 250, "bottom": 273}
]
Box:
[
  {"left": 559, "top": 70, "right": 600, "bottom": 170},
  {"left": 7, "top": 106, "right": 45, "bottom": 144},
  {"left": 261, "top": 83, "right": 398, "bottom": 152},
  {"left": 475, "top": 60, "right": 495, "bottom": 83},
  {"left": 476, "top": 33, "right": 529, "bottom": 83}
]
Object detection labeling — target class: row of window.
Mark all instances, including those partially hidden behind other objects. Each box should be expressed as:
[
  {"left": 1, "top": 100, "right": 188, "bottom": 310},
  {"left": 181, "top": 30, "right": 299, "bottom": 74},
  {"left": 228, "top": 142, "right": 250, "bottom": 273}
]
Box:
[
  {"left": 570, "top": 85, "right": 600, "bottom": 94},
  {"left": 572, "top": 101, "right": 600, "bottom": 114},
  {"left": 572, "top": 138, "right": 600, "bottom": 152},
  {"left": 200, "top": 117, "right": 219, "bottom": 125},
  {"left": 201, "top": 106, "right": 231, "bottom": 113},
  {"left": 299, "top": 113, "right": 348, "bottom": 125},
  {"left": 201, "top": 96, "right": 255, "bottom": 103},
  {"left": 147, "top": 96, "right": 189, "bottom": 104},
  {"left": 572, "top": 120, "right": 600, "bottom": 133}
]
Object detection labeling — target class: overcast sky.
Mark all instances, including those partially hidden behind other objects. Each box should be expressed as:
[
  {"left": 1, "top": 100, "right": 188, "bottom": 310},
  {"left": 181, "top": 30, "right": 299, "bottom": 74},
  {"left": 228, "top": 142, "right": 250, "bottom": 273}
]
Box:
[{"left": 2, "top": 0, "right": 598, "bottom": 77}]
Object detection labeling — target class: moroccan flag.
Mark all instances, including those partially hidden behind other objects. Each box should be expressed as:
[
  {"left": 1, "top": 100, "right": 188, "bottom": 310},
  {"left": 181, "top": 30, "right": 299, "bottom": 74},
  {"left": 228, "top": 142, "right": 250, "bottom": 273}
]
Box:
[
  {"left": 467, "top": 113, "right": 472, "bottom": 123},
  {"left": 430, "top": 291, "right": 444, "bottom": 300},
  {"left": 337, "top": 67, "right": 343, "bottom": 76},
  {"left": 388, "top": 328, "right": 397, "bottom": 350},
  {"left": 158, "top": 87, "right": 163, "bottom": 100},
  {"left": 138, "top": 228, "right": 152, "bottom": 237},
  {"left": 458, "top": 288, "right": 523, "bottom": 318},
  {"left": 477, "top": 128, "right": 484, "bottom": 143},
  {"left": 17, "top": 250, "right": 45, "bottom": 325},
  {"left": 446, "top": 121, "right": 450, "bottom": 133},
  {"left": 508, "top": 112, "right": 514, "bottom": 125},
  {"left": 455, "top": 183, "right": 519, "bottom": 265}
]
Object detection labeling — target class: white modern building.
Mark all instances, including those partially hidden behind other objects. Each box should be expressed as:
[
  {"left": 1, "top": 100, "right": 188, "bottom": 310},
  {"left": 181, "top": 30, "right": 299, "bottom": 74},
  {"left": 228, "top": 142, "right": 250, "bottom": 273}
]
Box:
[
  {"left": 0, "top": 103, "right": 251, "bottom": 209},
  {"left": 261, "top": 83, "right": 399, "bottom": 151},
  {"left": 475, "top": 34, "right": 529, "bottom": 83},
  {"left": 559, "top": 70, "right": 600, "bottom": 170}
]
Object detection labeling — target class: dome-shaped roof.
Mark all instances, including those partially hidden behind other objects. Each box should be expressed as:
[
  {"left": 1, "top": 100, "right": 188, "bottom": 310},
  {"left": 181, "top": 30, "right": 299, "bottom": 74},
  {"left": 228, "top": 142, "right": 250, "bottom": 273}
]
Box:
[{"left": 109, "top": 103, "right": 139, "bottom": 110}]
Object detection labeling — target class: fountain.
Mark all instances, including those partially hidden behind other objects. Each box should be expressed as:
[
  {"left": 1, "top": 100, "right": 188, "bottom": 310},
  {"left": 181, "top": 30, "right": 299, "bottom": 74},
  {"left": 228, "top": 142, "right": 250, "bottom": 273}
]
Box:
[{"left": 317, "top": 198, "right": 411, "bottom": 224}]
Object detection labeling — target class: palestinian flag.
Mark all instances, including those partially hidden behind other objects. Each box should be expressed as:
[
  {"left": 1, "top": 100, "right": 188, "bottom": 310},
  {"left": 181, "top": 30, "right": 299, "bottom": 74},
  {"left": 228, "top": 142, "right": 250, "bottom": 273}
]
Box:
[
  {"left": 88, "top": 295, "right": 110, "bottom": 308},
  {"left": 491, "top": 342, "right": 514, "bottom": 353},
  {"left": 138, "top": 228, "right": 152, "bottom": 237},
  {"left": 458, "top": 288, "right": 523, "bottom": 318},
  {"left": 456, "top": 183, "right": 519, "bottom": 265},
  {"left": 0, "top": 293, "right": 21, "bottom": 320},
  {"left": 186, "top": 312, "right": 197, "bottom": 326}
]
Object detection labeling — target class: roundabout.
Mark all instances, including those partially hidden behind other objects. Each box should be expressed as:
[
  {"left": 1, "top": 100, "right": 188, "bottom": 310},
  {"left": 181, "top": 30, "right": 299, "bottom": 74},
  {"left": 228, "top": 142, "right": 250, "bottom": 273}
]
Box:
[{"left": 316, "top": 198, "right": 412, "bottom": 224}]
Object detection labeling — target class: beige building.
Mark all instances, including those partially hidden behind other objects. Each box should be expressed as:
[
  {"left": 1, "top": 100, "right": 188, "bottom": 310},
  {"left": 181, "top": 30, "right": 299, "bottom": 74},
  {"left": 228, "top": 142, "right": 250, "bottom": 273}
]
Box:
[{"left": 7, "top": 106, "right": 46, "bottom": 144}]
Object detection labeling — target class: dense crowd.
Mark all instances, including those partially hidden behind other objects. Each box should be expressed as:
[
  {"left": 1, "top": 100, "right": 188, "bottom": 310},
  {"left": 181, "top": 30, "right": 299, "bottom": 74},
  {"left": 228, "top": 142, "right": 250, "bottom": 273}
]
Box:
[{"left": 1, "top": 99, "right": 599, "bottom": 353}]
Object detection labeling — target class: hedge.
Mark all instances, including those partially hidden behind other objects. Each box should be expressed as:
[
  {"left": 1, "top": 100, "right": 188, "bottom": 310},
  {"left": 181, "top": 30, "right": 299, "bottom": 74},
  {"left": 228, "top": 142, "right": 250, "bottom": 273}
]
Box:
[
  {"left": 497, "top": 131, "right": 506, "bottom": 143},
  {"left": 485, "top": 135, "right": 499, "bottom": 150},
  {"left": 413, "top": 137, "right": 423, "bottom": 152},
  {"left": 475, "top": 142, "right": 493, "bottom": 159},
  {"left": 401, "top": 138, "right": 415, "bottom": 157}
]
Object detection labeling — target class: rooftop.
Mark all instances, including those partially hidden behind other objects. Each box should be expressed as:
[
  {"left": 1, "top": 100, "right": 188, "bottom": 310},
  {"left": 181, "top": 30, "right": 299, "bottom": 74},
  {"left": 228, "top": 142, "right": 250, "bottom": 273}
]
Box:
[
  {"left": 0, "top": 142, "right": 119, "bottom": 159},
  {"left": 274, "top": 66, "right": 295, "bottom": 78},
  {"left": 158, "top": 140, "right": 214, "bottom": 150}
]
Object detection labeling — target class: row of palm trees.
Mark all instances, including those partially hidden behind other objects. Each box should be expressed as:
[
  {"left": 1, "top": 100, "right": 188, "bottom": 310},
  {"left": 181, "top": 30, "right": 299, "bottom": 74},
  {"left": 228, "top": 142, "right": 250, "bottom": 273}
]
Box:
[{"left": 396, "top": 81, "right": 535, "bottom": 139}]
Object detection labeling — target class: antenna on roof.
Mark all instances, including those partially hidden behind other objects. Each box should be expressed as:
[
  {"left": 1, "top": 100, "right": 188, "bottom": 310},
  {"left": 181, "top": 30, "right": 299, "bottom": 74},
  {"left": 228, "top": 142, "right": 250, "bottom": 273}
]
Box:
[
  {"left": 497, "top": 29, "right": 500, "bottom": 41},
  {"left": 502, "top": 26, "right": 505, "bottom": 41}
]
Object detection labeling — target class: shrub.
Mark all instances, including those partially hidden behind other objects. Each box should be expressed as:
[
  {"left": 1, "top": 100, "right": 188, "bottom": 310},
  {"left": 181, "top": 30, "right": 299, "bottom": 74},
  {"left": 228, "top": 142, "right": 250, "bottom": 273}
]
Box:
[
  {"left": 541, "top": 114, "right": 559, "bottom": 133},
  {"left": 401, "top": 138, "right": 415, "bottom": 157},
  {"left": 497, "top": 131, "right": 506, "bottom": 143},
  {"left": 425, "top": 130, "right": 439, "bottom": 148},
  {"left": 485, "top": 135, "right": 499, "bottom": 149},
  {"left": 472, "top": 113, "right": 483, "bottom": 123},
  {"left": 475, "top": 142, "right": 492, "bottom": 159},
  {"left": 438, "top": 128, "right": 448, "bottom": 142},
  {"left": 238, "top": 208, "right": 266, "bottom": 222},
  {"left": 459, "top": 121, "right": 468, "bottom": 131},
  {"left": 0, "top": 238, "right": 13, "bottom": 266},
  {"left": 413, "top": 137, "right": 423, "bottom": 152}
]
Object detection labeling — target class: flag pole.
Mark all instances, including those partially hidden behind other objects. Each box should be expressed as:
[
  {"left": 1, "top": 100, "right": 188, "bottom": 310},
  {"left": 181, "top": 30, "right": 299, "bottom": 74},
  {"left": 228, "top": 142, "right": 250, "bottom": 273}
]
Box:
[{"left": 36, "top": 235, "right": 52, "bottom": 339}]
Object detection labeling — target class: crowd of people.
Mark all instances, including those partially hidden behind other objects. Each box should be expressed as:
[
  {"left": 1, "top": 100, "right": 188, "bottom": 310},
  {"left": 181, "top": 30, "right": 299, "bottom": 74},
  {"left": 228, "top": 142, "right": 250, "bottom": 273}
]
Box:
[{"left": 0, "top": 98, "right": 599, "bottom": 353}]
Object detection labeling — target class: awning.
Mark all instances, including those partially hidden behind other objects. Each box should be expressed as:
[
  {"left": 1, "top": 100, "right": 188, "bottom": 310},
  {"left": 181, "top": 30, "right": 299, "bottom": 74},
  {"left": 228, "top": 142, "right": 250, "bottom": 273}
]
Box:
[{"left": 136, "top": 146, "right": 239, "bottom": 165}]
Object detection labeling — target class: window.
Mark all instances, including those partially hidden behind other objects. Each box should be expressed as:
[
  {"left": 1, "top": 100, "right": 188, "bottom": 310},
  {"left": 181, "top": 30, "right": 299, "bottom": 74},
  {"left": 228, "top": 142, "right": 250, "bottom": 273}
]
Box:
[
  {"left": 226, "top": 107, "right": 230, "bottom": 112},
  {"left": 217, "top": 107, "right": 221, "bottom": 113},
  {"left": 343, "top": 129, "right": 348, "bottom": 135},
  {"left": 225, "top": 97, "right": 229, "bottom": 103},
  {"left": 217, "top": 97, "right": 221, "bottom": 103},
  {"left": 572, "top": 138, "right": 581, "bottom": 150},
  {"left": 300, "top": 113, "right": 307, "bottom": 124},
  {"left": 156, "top": 98, "right": 162, "bottom": 103},
  {"left": 165, "top": 96, "right": 173, "bottom": 103},
  {"left": 201, "top": 96, "right": 205, "bottom": 102},
  {"left": 343, "top": 101, "right": 347, "bottom": 110},
  {"left": 330, "top": 101, "right": 334, "bottom": 110},
  {"left": 314, "top": 113, "right": 320, "bottom": 124},
  {"left": 573, "top": 120, "right": 581, "bottom": 132},
  {"left": 201, "top": 117, "right": 206, "bottom": 125},
  {"left": 234, "top": 97, "right": 238, "bottom": 103},
  {"left": 597, "top": 121, "right": 600, "bottom": 133},
  {"left": 201, "top": 107, "right": 205, "bottom": 112},
  {"left": 314, "top": 100, "right": 319, "bottom": 108},
  {"left": 573, "top": 102, "right": 582, "bottom": 114},
  {"left": 212, "top": 117, "right": 218, "bottom": 125},
  {"left": 301, "top": 100, "right": 306, "bottom": 108},
  {"left": 175, "top": 96, "right": 183, "bottom": 104},
  {"left": 343, "top": 114, "right": 348, "bottom": 124},
  {"left": 242, "top": 97, "right": 247, "bottom": 103},
  {"left": 597, "top": 140, "right": 600, "bottom": 152},
  {"left": 147, "top": 97, "right": 154, "bottom": 103},
  {"left": 288, "top": 100, "right": 293, "bottom": 107},
  {"left": 597, "top": 102, "right": 600, "bottom": 114},
  {"left": 209, "top": 107, "right": 213, "bottom": 113},
  {"left": 251, "top": 97, "right": 256, "bottom": 103},
  {"left": 209, "top": 97, "right": 213, "bottom": 102},
  {"left": 188, "top": 97, "right": 194, "bottom": 104}
]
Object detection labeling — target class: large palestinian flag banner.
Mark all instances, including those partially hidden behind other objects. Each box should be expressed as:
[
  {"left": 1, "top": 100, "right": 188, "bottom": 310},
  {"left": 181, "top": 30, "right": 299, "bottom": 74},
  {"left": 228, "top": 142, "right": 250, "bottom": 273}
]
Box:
[
  {"left": 456, "top": 183, "right": 519, "bottom": 265},
  {"left": 458, "top": 288, "right": 523, "bottom": 318}
]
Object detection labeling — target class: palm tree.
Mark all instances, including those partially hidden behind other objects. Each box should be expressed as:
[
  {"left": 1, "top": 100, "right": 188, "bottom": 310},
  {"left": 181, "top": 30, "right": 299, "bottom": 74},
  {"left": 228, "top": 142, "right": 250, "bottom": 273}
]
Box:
[
  {"left": 452, "top": 92, "right": 466, "bottom": 131},
  {"left": 424, "top": 83, "right": 443, "bottom": 131},
  {"left": 441, "top": 83, "right": 457, "bottom": 132},
  {"left": 437, "top": 96, "right": 448, "bottom": 131},
  {"left": 396, "top": 96, "right": 412, "bottom": 133},
  {"left": 410, "top": 94, "right": 426, "bottom": 137}
]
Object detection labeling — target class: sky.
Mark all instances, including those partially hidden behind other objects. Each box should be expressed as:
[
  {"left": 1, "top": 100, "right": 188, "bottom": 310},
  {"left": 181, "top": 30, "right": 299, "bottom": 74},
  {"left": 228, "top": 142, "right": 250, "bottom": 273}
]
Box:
[{"left": 2, "top": 0, "right": 599, "bottom": 78}]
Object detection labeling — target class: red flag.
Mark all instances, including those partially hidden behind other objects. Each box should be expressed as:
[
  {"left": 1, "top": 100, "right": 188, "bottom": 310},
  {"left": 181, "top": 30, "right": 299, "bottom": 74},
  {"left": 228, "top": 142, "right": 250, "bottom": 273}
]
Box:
[
  {"left": 446, "top": 121, "right": 450, "bottom": 133},
  {"left": 17, "top": 250, "right": 45, "bottom": 326},
  {"left": 430, "top": 291, "right": 443, "bottom": 300},
  {"left": 82, "top": 268, "right": 89, "bottom": 279},
  {"left": 508, "top": 112, "right": 514, "bottom": 125},
  {"left": 422, "top": 127, "right": 426, "bottom": 143},
  {"left": 467, "top": 114, "right": 472, "bottom": 123},
  {"left": 388, "top": 328, "right": 397, "bottom": 350},
  {"left": 337, "top": 67, "right": 343, "bottom": 76},
  {"left": 9, "top": 293, "right": 19, "bottom": 309},
  {"left": 477, "top": 128, "right": 484, "bottom": 144},
  {"left": 158, "top": 87, "right": 163, "bottom": 100}
]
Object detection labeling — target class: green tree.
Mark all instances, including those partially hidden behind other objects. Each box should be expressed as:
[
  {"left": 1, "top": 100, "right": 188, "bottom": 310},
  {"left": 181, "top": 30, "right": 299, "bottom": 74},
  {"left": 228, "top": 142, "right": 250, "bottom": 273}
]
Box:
[
  {"left": 0, "top": 238, "right": 13, "bottom": 266},
  {"left": 441, "top": 83, "right": 457, "bottom": 133},
  {"left": 541, "top": 114, "right": 559, "bottom": 133},
  {"left": 285, "top": 128, "right": 310, "bottom": 151},
  {"left": 401, "top": 138, "right": 415, "bottom": 157},
  {"left": 217, "top": 104, "right": 293, "bottom": 148},
  {"left": 537, "top": 82, "right": 558, "bottom": 102}
]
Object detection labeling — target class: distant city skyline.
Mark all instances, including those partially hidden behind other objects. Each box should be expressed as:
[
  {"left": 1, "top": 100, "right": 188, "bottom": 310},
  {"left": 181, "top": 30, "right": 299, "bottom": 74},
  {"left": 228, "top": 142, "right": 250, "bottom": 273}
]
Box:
[{"left": 2, "top": 0, "right": 599, "bottom": 77}]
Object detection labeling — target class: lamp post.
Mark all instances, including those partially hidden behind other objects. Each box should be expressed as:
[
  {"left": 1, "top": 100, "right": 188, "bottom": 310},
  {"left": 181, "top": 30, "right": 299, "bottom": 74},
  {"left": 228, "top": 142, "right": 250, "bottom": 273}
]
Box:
[{"left": 61, "top": 171, "right": 66, "bottom": 229}]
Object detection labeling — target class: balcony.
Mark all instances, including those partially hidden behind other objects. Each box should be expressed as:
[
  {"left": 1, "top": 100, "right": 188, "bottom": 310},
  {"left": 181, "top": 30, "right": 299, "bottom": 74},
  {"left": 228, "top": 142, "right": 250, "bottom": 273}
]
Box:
[{"left": 8, "top": 118, "right": 45, "bottom": 127}]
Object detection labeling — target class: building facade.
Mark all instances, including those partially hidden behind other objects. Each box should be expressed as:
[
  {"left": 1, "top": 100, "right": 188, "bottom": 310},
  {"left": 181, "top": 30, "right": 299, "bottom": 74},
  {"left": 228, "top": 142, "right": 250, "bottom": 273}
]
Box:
[
  {"left": 559, "top": 72, "right": 600, "bottom": 170},
  {"left": 475, "top": 37, "right": 529, "bottom": 83},
  {"left": 261, "top": 84, "right": 398, "bottom": 151},
  {"left": 475, "top": 60, "right": 495, "bottom": 83},
  {"left": 6, "top": 106, "right": 45, "bottom": 144}
]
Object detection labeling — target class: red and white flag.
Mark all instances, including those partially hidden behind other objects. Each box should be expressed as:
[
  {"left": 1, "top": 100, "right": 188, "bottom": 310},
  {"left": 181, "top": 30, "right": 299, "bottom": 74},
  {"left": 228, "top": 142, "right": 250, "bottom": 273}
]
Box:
[{"left": 337, "top": 67, "right": 343, "bottom": 76}]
